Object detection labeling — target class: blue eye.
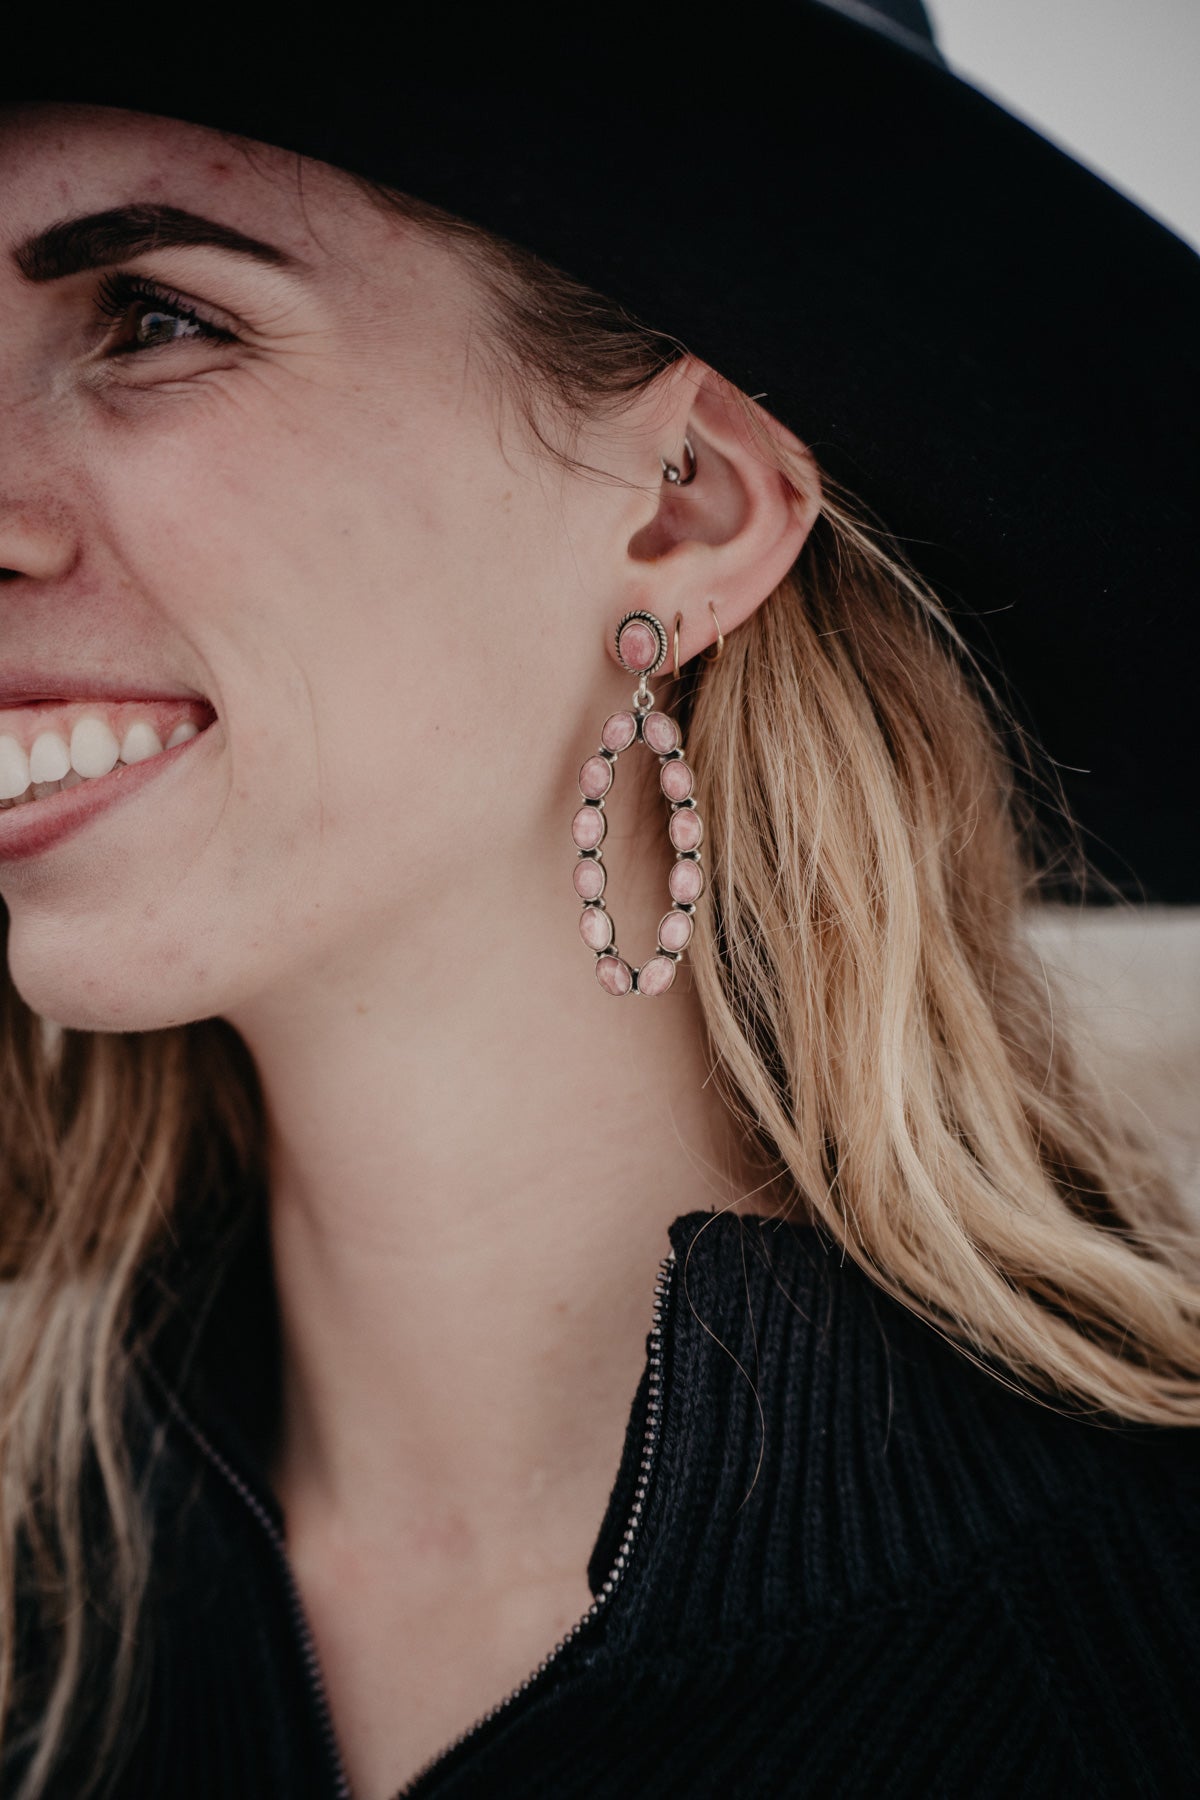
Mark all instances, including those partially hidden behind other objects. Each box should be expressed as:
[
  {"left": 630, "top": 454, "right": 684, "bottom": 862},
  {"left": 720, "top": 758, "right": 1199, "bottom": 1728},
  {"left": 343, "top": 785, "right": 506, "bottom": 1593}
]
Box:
[{"left": 94, "top": 272, "right": 237, "bottom": 355}]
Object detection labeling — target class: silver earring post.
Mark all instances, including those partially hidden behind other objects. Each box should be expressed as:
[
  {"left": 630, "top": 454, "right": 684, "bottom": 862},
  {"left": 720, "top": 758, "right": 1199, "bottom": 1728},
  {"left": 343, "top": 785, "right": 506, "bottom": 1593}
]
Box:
[{"left": 660, "top": 437, "right": 697, "bottom": 487}]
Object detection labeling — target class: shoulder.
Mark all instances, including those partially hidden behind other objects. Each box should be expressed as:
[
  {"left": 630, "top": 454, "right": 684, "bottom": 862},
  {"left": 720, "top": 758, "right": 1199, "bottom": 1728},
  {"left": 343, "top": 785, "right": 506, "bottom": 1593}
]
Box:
[
  {"left": 712, "top": 1213, "right": 1200, "bottom": 1602},
  {"left": 665, "top": 1211, "right": 1200, "bottom": 1791},
  {"left": 730, "top": 1217, "right": 1200, "bottom": 1789}
]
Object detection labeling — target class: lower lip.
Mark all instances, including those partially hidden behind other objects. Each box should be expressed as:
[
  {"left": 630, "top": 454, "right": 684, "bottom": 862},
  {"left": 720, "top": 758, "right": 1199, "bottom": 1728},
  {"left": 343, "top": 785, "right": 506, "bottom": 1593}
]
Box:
[{"left": 0, "top": 721, "right": 218, "bottom": 864}]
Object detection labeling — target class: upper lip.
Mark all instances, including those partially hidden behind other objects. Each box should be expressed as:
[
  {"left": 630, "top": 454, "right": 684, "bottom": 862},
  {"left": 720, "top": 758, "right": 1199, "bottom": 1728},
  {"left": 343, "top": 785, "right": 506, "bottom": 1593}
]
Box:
[{"left": 0, "top": 673, "right": 210, "bottom": 707}]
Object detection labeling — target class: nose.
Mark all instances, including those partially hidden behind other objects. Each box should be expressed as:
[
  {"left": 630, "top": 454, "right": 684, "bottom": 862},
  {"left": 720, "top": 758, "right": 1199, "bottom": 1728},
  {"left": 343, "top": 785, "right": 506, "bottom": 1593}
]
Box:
[
  {"left": 0, "top": 344, "right": 82, "bottom": 583},
  {"left": 0, "top": 274, "right": 82, "bottom": 581},
  {"left": 0, "top": 494, "right": 78, "bottom": 583}
]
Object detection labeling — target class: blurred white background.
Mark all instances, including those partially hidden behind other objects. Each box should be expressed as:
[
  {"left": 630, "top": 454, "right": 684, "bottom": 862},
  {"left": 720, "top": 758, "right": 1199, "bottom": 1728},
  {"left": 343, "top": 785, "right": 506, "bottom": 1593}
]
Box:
[
  {"left": 925, "top": 0, "right": 1199, "bottom": 249},
  {"left": 924, "top": 0, "right": 1199, "bottom": 1207}
]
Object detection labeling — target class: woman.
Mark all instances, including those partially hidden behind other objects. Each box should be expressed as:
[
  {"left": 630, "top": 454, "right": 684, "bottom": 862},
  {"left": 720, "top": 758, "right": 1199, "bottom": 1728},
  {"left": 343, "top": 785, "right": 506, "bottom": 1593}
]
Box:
[{"left": 1, "top": 6, "right": 1198, "bottom": 1797}]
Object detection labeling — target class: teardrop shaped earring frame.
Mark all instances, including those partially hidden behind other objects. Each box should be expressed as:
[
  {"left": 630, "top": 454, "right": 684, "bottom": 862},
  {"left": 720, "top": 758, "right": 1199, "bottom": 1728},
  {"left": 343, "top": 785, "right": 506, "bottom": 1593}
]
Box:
[{"left": 571, "top": 610, "right": 706, "bottom": 996}]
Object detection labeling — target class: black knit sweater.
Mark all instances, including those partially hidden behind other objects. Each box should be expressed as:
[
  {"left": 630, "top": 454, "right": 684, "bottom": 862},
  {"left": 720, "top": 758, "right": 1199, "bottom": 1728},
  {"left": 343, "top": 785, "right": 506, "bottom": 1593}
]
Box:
[{"left": 26, "top": 1206, "right": 1200, "bottom": 1796}]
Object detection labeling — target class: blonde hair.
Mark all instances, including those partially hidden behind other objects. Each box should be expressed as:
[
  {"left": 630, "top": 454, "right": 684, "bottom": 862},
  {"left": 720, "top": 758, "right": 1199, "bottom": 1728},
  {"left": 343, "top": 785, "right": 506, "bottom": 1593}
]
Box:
[{"left": 1, "top": 178, "right": 1198, "bottom": 1796}]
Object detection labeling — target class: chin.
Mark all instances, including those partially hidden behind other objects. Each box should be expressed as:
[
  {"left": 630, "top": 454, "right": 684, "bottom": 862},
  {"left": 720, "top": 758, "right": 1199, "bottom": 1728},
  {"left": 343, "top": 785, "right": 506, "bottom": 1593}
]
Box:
[{"left": 4, "top": 912, "right": 220, "bottom": 1035}]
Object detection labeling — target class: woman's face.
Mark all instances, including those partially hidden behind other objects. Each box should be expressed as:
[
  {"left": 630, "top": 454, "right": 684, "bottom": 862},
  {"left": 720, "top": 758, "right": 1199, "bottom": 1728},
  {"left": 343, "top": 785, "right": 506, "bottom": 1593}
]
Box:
[{"left": 0, "top": 104, "right": 671, "bottom": 1032}]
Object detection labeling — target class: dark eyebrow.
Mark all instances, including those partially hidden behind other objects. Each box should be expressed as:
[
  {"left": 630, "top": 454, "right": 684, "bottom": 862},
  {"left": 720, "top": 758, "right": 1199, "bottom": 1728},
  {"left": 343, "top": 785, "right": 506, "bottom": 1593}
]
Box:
[{"left": 12, "top": 202, "right": 302, "bottom": 283}]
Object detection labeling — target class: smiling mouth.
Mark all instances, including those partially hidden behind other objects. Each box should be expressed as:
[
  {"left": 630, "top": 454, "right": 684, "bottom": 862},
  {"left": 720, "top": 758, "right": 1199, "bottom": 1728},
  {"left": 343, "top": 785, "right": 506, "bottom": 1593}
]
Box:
[{"left": 0, "top": 697, "right": 217, "bottom": 808}]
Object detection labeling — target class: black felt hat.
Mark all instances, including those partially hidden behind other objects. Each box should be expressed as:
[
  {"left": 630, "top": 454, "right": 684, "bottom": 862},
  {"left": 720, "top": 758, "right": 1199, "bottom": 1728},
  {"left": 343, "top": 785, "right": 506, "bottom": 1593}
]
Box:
[{"left": 6, "top": 2, "right": 1198, "bottom": 901}]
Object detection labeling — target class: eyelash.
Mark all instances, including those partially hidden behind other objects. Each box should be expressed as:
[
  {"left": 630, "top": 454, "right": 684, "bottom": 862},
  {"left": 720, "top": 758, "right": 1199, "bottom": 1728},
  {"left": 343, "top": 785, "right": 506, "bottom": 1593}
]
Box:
[{"left": 93, "top": 272, "right": 238, "bottom": 355}]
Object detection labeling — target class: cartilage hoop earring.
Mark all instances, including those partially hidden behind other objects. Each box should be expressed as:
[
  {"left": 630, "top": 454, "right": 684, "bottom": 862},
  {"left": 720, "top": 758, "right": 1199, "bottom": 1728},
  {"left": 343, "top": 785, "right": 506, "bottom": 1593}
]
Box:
[
  {"left": 702, "top": 601, "right": 724, "bottom": 661},
  {"left": 571, "top": 608, "right": 706, "bottom": 996},
  {"left": 660, "top": 437, "right": 697, "bottom": 487}
]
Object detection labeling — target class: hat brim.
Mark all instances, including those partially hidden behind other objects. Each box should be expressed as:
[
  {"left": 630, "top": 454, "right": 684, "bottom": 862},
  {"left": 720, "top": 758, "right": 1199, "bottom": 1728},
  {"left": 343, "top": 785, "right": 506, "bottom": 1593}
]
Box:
[{"left": 5, "top": 5, "right": 1198, "bottom": 900}]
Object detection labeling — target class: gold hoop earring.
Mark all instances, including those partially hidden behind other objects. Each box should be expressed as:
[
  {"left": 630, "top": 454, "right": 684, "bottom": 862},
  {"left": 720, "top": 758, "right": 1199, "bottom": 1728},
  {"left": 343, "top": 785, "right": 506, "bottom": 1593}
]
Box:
[
  {"left": 702, "top": 601, "right": 724, "bottom": 662},
  {"left": 672, "top": 612, "right": 683, "bottom": 681}
]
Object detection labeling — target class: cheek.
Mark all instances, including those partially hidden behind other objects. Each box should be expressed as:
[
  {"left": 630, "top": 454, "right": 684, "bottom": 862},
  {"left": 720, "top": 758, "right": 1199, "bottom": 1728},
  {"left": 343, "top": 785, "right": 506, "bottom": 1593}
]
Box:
[
  {"left": 86, "top": 411, "right": 540, "bottom": 905},
  {"left": 92, "top": 368, "right": 528, "bottom": 682}
]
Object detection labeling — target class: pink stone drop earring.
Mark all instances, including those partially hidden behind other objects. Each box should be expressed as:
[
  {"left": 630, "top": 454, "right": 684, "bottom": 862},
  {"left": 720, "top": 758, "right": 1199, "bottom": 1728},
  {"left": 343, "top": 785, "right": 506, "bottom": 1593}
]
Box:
[{"left": 571, "top": 608, "right": 706, "bottom": 997}]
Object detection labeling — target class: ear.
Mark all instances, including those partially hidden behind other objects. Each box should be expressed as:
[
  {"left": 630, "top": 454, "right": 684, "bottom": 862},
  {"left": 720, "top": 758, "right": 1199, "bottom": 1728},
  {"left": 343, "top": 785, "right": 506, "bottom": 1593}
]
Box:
[{"left": 621, "top": 357, "right": 821, "bottom": 669}]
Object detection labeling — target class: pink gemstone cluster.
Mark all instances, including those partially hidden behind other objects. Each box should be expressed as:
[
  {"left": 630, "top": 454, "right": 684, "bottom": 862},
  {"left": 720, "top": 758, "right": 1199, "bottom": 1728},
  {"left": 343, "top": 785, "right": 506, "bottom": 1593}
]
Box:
[{"left": 572, "top": 701, "right": 705, "bottom": 997}]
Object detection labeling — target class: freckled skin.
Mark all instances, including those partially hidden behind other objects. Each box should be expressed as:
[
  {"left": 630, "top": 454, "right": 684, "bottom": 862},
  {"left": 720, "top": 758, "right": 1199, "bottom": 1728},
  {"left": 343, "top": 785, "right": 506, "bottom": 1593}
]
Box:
[
  {"left": 0, "top": 101, "right": 650, "bottom": 1036},
  {"left": 0, "top": 100, "right": 816, "bottom": 1800}
]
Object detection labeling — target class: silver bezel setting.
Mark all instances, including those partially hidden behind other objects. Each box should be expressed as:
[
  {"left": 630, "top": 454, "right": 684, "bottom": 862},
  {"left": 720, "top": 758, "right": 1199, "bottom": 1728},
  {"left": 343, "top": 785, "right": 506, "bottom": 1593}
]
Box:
[{"left": 614, "top": 609, "right": 669, "bottom": 679}]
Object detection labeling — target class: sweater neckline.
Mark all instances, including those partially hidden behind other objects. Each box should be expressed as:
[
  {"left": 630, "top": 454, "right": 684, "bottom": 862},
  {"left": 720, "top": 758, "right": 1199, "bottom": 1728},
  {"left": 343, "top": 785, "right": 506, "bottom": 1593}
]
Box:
[
  {"left": 125, "top": 1196, "right": 1157, "bottom": 1797},
  {"left": 129, "top": 1196, "right": 832, "bottom": 1599}
]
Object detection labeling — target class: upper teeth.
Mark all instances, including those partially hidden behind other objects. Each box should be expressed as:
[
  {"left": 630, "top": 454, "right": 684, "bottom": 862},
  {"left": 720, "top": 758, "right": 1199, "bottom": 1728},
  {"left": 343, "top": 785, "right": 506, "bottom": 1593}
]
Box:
[{"left": 0, "top": 714, "right": 201, "bottom": 801}]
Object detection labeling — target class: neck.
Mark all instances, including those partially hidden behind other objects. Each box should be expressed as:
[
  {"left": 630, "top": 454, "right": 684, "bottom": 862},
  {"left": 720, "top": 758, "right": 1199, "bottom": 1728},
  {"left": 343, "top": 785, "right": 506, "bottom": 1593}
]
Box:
[{"left": 222, "top": 806, "right": 785, "bottom": 1578}]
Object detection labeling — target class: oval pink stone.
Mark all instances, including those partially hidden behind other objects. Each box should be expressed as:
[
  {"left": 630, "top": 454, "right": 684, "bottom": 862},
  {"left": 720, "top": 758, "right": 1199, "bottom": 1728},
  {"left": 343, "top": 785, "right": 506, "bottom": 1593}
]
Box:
[
  {"left": 579, "top": 906, "right": 614, "bottom": 951},
  {"left": 669, "top": 858, "right": 705, "bottom": 904},
  {"left": 617, "top": 619, "right": 659, "bottom": 671},
  {"left": 658, "top": 909, "right": 694, "bottom": 952},
  {"left": 571, "top": 805, "right": 606, "bottom": 850},
  {"left": 660, "top": 760, "right": 694, "bottom": 803},
  {"left": 669, "top": 806, "right": 703, "bottom": 852},
  {"left": 601, "top": 711, "right": 637, "bottom": 752},
  {"left": 573, "top": 858, "right": 606, "bottom": 900},
  {"left": 596, "top": 954, "right": 633, "bottom": 996},
  {"left": 641, "top": 710, "right": 681, "bottom": 755},
  {"left": 637, "top": 955, "right": 676, "bottom": 996},
  {"left": 579, "top": 755, "right": 614, "bottom": 800}
]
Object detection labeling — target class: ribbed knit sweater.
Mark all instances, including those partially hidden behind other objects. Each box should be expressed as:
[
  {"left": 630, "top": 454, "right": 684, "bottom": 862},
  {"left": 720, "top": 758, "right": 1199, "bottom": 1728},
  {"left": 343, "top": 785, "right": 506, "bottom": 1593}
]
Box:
[{"left": 23, "top": 1206, "right": 1200, "bottom": 1797}]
